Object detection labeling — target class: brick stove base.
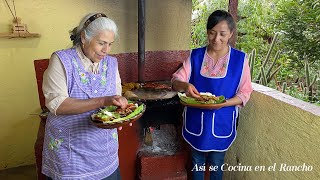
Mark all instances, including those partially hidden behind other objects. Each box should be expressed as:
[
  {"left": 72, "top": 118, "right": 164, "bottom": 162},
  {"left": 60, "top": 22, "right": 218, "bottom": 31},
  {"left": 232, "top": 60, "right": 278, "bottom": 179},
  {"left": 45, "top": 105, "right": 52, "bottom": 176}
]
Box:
[
  {"left": 136, "top": 124, "right": 191, "bottom": 180},
  {"left": 137, "top": 151, "right": 188, "bottom": 180}
]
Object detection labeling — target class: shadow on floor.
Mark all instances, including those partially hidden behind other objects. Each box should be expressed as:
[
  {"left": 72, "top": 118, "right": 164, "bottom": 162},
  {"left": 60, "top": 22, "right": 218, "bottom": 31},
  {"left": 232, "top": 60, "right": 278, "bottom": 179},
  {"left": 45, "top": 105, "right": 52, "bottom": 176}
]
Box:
[{"left": 0, "top": 164, "right": 37, "bottom": 180}]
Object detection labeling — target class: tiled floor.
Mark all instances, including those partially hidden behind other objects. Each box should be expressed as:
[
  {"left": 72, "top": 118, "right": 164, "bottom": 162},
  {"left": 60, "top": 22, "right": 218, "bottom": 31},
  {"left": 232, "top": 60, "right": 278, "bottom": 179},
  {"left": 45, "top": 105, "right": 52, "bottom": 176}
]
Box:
[{"left": 0, "top": 164, "right": 37, "bottom": 180}]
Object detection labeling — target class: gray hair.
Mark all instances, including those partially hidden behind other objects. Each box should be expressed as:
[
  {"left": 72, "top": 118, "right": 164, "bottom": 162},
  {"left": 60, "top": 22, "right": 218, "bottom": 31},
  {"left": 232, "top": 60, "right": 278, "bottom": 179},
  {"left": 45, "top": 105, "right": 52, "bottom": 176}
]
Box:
[{"left": 70, "top": 13, "right": 118, "bottom": 46}]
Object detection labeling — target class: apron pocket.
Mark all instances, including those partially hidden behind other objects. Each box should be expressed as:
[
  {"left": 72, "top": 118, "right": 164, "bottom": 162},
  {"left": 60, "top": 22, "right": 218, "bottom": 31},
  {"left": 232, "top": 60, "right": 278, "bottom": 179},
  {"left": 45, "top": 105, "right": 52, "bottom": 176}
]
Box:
[
  {"left": 212, "top": 107, "right": 235, "bottom": 138},
  {"left": 44, "top": 124, "right": 71, "bottom": 164},
  {"left": 184, "top": 108, "right": 203, "bottom": 136}
]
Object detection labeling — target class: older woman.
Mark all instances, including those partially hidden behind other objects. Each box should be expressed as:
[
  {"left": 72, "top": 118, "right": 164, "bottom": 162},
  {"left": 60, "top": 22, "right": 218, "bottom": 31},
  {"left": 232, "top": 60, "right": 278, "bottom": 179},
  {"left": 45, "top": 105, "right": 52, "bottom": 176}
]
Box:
[
  {"left": 42, "top": 13, "right": 127, "bottom": 179},
  {"left": 172, "top": 10, "right": 253, "bottom": 180}
]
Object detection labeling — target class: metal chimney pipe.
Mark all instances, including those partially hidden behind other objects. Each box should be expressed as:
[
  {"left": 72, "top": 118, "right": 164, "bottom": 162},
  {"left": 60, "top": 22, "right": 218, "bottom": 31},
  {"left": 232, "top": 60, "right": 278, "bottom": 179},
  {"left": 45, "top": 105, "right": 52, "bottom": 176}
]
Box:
[{"left": 138, "top": 0, "right": 145, "bottom": 83}]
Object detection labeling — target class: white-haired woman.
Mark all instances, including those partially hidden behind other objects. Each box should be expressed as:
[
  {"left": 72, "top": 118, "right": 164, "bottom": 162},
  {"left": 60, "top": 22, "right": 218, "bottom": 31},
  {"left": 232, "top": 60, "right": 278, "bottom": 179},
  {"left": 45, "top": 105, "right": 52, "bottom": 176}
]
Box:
[{"left": 42, "top": 13, "right": 127, "bottom": 179}]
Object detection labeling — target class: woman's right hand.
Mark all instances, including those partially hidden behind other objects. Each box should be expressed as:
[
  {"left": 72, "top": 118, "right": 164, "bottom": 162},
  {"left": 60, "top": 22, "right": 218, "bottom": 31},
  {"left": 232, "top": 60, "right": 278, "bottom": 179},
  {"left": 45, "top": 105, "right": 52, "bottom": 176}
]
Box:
[
  {"left": 103, "top": 95, "right": 128, "bottom": 109},
  {"left": 172, "top": 80, "right": 201, "bottom": 99},
  {"left": 183, "top": 82, "right": 202, "bottom": 99}
]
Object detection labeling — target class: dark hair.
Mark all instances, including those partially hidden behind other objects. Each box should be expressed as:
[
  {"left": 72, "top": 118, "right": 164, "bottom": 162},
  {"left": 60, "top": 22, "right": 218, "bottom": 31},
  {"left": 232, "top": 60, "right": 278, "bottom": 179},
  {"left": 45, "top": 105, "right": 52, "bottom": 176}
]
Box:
[
  {"left": 69, "top": 27, "right": 80, "bottom": 45},
  {"left": 206, "top": 10, "right": 235, "bottom": 31}
]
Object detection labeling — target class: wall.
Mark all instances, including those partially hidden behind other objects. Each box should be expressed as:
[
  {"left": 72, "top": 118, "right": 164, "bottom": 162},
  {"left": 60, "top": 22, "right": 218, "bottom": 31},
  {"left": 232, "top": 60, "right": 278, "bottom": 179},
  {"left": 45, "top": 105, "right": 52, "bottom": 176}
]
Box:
[
  {"left": 224, "top": 83, "right": 320, "bottom": 180},
  {"left": 0, "top": 0, "right": 191, "bottom": 170}
]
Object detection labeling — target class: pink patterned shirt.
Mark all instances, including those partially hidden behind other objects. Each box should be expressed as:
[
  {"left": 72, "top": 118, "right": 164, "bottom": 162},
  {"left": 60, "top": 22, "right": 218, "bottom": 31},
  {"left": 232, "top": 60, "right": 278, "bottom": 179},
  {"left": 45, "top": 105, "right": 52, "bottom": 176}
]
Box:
[{"left": 172, "top": 47, "right": 253, "bottom": 106}]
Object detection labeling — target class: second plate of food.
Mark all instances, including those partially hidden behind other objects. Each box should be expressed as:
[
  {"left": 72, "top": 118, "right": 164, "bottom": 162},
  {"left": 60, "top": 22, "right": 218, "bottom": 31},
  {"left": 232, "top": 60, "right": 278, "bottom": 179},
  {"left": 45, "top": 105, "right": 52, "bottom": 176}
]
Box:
[{"left": 178, "top": 92, "right": 226, "bottom": 109}]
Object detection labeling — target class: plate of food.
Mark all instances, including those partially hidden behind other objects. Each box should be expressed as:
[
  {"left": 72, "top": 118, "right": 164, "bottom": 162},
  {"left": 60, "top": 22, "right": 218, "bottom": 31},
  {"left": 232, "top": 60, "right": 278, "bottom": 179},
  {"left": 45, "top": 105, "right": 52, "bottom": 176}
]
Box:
[
  {"left": 178, "top": 92, "right": 226, "bottom": 109},
  {"left": 91, "top": 101, "right": 146, "bottom": 129}
]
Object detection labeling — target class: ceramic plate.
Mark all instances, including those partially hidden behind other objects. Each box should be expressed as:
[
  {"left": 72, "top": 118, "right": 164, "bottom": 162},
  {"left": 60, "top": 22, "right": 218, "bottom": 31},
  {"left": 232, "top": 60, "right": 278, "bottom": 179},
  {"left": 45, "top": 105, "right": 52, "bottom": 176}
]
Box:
[{"left": 180, "top": 101, "right": 225, "bottom": 110}]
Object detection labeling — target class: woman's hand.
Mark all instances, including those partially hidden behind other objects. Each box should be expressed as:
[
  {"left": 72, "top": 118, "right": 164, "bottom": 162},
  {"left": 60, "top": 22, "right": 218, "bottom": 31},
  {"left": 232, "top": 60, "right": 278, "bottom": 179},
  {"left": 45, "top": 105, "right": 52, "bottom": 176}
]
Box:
[
  {"left": 103, "top": 96, "right": 134, "bottom": 131},
  {"left": 103, "top": 95, "right": 128, "bottom": 109},
  {"left": 184, "top": 83, "right": 202, "bottom": 99},
  {"left": 172, "top": 80, "right": 202, "bottom": 99},
  {"left": 56, "top": 95, "right": 128, "bottom": 115}
]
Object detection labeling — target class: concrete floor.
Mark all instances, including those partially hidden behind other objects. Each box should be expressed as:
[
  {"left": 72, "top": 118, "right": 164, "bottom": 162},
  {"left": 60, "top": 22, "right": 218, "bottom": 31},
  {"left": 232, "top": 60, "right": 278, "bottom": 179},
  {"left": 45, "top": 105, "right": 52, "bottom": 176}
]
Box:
[{"left": 0, "top": 164, "right": 37, "bottom": 180}]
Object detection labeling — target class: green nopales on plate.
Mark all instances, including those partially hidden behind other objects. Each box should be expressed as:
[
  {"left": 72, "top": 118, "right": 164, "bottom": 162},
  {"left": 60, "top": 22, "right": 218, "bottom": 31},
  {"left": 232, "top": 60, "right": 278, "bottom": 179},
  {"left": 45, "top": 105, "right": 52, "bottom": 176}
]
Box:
[
  {"left": 111, "top": 104, "right": 145, "bottom": 122},
  {"left": 94, "top": 103, "right": 145, "bottom": 124},
  {"left": 178, "top": 93, "right": 225, "bottom": 104}
]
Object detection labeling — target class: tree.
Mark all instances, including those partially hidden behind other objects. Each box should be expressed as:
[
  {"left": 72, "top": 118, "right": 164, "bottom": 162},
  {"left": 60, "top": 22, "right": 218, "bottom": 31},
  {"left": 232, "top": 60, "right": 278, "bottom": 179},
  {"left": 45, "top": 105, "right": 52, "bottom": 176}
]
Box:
[
  {"left": 273, "top": 0, "right": 320, "bottom": 67},
  {"left": 228, "top": 0, "right": 238, "bottom": 47}
]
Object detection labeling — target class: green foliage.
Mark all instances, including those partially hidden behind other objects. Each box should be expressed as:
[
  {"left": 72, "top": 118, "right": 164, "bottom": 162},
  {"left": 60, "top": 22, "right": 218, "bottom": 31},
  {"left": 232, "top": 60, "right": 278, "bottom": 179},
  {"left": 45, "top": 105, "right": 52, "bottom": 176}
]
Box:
[
  {"left": 272, "top": 0, "right": 320, "bottom": 66},
  {"left": 255, "top": 33, "right": 279, "bottom": 83},
  {"left": 303, "top": 59, "right": 319, "bottom": 101},
  {"left": 248, "top": 33, "right": 281, "bottom": 86},
  {"left": 191, "top": 0, "right": 319, "bottom": 104},
  {"left": 282, "top": 82, "right": 287, "bottom": 93},
  {"left": 271, "top": 0, "right": 319, "bottom": 104},
  {"left": 237, "top": 0, "right": 278, "bottom": 57},
  {"left": 248, "top": 48, "right": 255, "bottom": 76}
]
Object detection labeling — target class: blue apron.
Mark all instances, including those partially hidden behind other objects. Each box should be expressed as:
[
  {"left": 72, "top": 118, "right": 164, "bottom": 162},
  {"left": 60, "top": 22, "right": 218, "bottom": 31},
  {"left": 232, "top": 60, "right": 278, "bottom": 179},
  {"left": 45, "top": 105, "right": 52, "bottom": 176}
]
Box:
[{"left": 182, "top": 46, "right": 245, "bottom": 152}]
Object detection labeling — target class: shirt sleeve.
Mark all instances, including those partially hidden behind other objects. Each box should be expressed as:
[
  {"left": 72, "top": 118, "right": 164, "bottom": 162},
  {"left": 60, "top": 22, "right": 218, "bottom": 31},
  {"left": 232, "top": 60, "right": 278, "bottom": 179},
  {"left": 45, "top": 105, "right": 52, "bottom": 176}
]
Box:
[
  {"left": 42, "top": 53, "right": 69, "bottom": 115},
  {"left": 236, "top": 56, "right": 253, "bottom": 107},
  {"left": 171, "top": 51, "right": 192, "bottom": 83},
  {"left": 115, "top": 68, "right": 122, "bottom": 95}
]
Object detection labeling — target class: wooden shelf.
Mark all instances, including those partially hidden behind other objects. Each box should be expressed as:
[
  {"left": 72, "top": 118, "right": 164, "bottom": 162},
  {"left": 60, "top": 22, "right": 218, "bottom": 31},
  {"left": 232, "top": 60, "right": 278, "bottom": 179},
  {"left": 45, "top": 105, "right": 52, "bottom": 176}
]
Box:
[{"left": 0, "top": 32, "right": 40, "bottom": 38}]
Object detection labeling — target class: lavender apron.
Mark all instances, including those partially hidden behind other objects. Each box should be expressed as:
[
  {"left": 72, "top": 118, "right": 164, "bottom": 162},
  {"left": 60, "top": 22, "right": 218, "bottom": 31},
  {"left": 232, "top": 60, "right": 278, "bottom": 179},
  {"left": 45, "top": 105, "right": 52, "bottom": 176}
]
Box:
[{"left": 42, "top": 48, "right": 119, "bottom": 180}]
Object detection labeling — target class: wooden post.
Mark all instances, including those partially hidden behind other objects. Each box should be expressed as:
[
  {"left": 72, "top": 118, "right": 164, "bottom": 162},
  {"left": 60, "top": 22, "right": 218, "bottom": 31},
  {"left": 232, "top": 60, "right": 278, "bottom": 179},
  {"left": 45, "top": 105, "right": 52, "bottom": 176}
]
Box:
[{"left": 228, "top": 0, "right": 238, "bottom": 47}]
